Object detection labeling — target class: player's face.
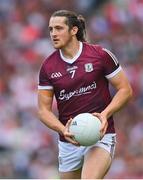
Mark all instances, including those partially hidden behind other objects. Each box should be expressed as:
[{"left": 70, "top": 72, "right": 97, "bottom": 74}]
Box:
[{"left": 49, "top": 16, "right": 74, "bottom": 49}]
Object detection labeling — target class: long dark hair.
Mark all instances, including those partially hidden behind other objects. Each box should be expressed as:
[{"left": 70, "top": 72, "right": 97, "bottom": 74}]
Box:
[{"left": 51, "top": 10, "right": 86, "bottom": 42}]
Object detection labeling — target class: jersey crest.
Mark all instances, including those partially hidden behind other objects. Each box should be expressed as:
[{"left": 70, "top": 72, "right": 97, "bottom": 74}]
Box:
[{"left": 84, "top": 63, "right": 93, "bottom": 72}]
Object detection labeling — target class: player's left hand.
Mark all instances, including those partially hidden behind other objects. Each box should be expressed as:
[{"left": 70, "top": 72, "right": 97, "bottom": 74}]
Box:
[{"left": 92, "top": 112, "right": 108, "bottom": 138}]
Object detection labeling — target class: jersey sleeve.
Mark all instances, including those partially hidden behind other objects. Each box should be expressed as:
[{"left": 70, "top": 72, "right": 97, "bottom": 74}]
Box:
[
  {"left": 101, "top": 48, "right": 122, "bottom": 79},
  {"left": 38, "top": 62, "right": 53, "bottom": 90}
]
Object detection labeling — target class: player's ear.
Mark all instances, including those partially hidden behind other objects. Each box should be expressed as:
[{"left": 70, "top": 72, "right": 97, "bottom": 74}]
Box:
[{"left": 71, "top": 26, "right": 78, "bottom": 36}]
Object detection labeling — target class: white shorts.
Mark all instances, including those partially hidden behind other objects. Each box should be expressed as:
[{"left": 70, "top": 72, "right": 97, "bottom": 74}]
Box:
[{"left": 58, "top": 133, "right": 116, "bottom": 172}]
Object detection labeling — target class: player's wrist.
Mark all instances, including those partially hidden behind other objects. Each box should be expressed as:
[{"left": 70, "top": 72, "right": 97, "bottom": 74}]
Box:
[
  {"left": 59, "top": 126, "right": 66, "bottom": 136},
  {"left": 101, "top": 110, "right": 112, "bottom": 119}
]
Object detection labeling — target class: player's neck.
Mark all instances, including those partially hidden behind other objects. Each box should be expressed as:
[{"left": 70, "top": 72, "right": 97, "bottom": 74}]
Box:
[{"left": 60, "top": 39, "right": 81, "bottom": 59}]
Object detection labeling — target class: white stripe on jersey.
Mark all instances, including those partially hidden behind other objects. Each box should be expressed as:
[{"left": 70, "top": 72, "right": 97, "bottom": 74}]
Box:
[
  {"left": 103, "top": 48, "right": 119, "bottom": 66},
  {"left": 105, "top": 66, "right": 122, "bottom": 79},
  {"left": 38, "top": 85, "right": 53, "bottom": 90}
]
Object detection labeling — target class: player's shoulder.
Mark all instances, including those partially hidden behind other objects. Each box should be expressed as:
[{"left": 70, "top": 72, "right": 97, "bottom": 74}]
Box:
[
  {"left": 83, "top": 42, "right": 119, "bottom": 66},
  {"left": 39, "top": 50, "right": 59, "bottom": 72},
  {"left": 83, "top": 42, "right": 106, "bottom": 55},
  {"left": 44, "top": 50, "right": 59, "bottom": 63}
]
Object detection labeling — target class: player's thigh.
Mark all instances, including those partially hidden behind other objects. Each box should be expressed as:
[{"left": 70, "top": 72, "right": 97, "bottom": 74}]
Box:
[
  {"left": 59, "top": 168, "right": 82, "bottom": 179},
  {"left": 82, "top": 146, "right": 112, "bottom": 179},
  {"left": 82, "top": 133, "right": 116, "bottom": 179}
]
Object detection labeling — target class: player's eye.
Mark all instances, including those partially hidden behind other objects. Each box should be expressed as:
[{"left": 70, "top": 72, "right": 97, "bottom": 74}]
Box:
[
  {"left": 49, "top": 27, "right": 53, "bottom": 32},
  {"left": 56, "top": 26, "right": 63, "bottom": 30}
]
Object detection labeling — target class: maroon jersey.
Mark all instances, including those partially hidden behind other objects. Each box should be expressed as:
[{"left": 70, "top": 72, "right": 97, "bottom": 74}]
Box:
[{"left": 38, "top": 42, "right": 122, "bottom": 141}]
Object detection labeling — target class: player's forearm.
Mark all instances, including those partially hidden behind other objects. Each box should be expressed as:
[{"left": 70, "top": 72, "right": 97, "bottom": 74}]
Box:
[
  {"left": 102, "top": 87, "right": 132, "bottom": 119},
  {"left": 38, "top": 109, "right": 65, "bottom": 135}
]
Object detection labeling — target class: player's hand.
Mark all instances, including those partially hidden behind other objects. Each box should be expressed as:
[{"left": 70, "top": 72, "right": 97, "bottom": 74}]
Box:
[
  {"left": 63, "top": 119, "right": 80, "bottom": 146},
  {"left": 92, "top": 112, "right": 108, "bottom": 138}
]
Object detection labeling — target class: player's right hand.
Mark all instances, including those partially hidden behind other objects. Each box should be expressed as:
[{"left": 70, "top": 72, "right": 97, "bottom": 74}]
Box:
[{"left": 63, "top": 119, "right": 80, "bottom": 146}]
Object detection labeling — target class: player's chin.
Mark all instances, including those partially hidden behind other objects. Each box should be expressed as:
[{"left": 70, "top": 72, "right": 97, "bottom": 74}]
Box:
[{"left": 53, "top": 43, "right": 62, "bottom": 49}]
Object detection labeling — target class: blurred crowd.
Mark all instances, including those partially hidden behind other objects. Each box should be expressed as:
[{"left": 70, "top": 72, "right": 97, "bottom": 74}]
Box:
[{"left": 0, "top": 0, "right": 143, "bottom": 178}]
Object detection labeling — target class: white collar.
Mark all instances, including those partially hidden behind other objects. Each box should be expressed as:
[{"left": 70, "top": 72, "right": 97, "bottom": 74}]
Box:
[{"left": 59, "top": 42, "right": 83, "bottom": 64}]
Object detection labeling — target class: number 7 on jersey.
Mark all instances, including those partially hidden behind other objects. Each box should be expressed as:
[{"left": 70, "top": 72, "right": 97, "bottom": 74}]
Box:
[{"left": 69, "top": 70, "right": 76, "bottom": 78}]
